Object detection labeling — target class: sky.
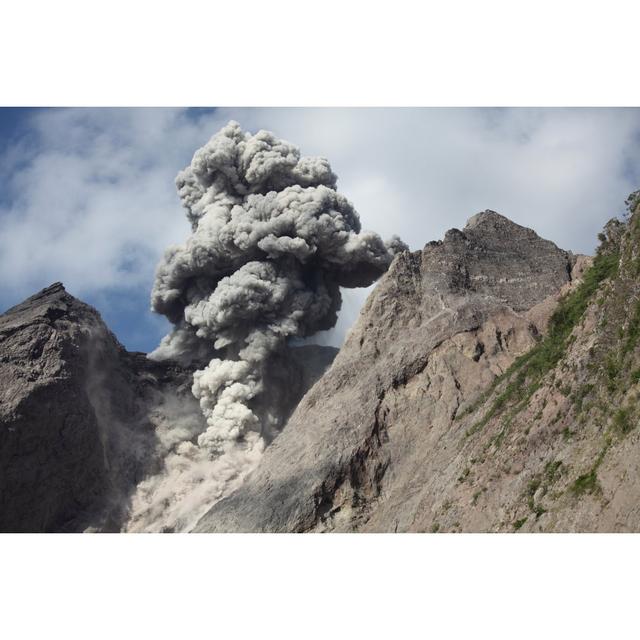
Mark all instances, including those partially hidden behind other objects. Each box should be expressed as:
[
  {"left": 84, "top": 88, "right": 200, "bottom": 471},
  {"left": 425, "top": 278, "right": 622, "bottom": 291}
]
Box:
[{"left": 0, "top": 107, "right": 639, "bottom": 352}]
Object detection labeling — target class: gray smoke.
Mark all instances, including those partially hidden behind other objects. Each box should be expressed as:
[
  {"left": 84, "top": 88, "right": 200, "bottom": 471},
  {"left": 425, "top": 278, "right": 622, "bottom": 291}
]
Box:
[{"left": 126, "top": 121, "right": 406, "bottom": 531}]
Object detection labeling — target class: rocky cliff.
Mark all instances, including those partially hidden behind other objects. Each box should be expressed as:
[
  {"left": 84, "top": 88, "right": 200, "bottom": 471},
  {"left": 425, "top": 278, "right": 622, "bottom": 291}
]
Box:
[
  {"left": 0, "top": 283, "right": 198, "bottom": 531},
  {"left": 0, "top": 284, "right": 336, "bottom": 532},
  {"left": 195, "top": 208, "right": 640, "bottom": 532}
]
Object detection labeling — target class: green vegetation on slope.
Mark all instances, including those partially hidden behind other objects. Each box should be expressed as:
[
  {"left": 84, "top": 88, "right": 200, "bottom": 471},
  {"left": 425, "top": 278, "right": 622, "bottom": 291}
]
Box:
[
  {"left": 570, "top": 436, "right": 611, "bottom": 497},
  {"left": 471, "top": 197, "right": 640, "bottom": 515},
  {"left": 466, "top": 249, "right": 620, "bottom": 437}
]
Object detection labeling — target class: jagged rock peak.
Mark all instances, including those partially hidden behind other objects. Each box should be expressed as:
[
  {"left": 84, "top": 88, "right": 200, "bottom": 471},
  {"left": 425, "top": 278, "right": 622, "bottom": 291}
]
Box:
[
  {"left": 465, "top": 209, "right": 523, "bottom": 230},
  {"left": 401, "top": 211, "right": 576, "bottom": 314},
  {"left": 4, "top": 281, "right": 68, "bottom": 312}
]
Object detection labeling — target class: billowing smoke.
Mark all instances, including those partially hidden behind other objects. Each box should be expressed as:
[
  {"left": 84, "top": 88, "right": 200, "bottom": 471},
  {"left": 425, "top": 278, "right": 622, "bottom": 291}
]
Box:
[{"left": 125, "top": 121, "right": 406, "bottom": 531}]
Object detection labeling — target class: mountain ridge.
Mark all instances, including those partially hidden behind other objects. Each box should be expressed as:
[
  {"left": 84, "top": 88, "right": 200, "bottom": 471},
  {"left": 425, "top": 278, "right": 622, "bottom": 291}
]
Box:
[{"left": 5, "top": 205, "right": 640, "bottom": 532}]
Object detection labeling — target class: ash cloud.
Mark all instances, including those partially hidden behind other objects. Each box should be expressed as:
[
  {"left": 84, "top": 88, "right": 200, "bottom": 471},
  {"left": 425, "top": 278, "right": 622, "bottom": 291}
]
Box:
[{"left": 126, "top": 121, "right": 406, "bottom": 531}]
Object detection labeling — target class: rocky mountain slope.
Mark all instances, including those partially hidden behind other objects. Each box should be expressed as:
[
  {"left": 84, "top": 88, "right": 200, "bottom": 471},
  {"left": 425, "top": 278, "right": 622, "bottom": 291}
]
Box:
[
  {"left": 4, "top": 202, "right": 640, "bottom": 533},
  {"left": 0, "top": 284, "right": 336, "bottom": 532},
  {"left": 195, "top": 206, "right": 640, "bottom": 533}
]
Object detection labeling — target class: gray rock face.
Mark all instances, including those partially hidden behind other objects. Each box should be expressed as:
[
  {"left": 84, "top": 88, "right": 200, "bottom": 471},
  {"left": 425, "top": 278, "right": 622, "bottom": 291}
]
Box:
[
  {"left": 428, "top": 211, "right": 573, "bottom": 312},
  {"left": 0, "top": 283, "right": 337, "bottom": 532},
  {"left": 0, "top": 283, "right": 196, "bottom": 531},
  {"left": 0, "top": 283, "right": 110, "bottom": 531},
  {"left": 194, "top": 212, "right": 578, "bottom": 532}
]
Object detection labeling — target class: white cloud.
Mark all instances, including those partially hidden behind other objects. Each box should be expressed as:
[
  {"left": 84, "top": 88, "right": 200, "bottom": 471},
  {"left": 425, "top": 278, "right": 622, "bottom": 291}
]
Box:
[
  {"left": 1, "top": 107, "right": 639, "bottom": 349},
  {"left": 1, "top": 109, "right": 209, "bottom": 296},
  {"left": 222, "top": 108, "right": 640, "bottom": 254}
]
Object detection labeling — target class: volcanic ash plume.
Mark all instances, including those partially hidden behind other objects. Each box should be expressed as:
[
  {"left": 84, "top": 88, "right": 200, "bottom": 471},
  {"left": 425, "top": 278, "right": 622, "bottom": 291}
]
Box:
[{"left": 126, "top": 121, "right": 406, "bottom": 531}]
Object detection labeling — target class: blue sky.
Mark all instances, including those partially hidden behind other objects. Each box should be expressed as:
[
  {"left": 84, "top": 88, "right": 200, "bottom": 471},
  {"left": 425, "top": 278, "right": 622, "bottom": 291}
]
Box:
[{"left": 1, "top": 107, "right": 639, "bottom": 353}]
